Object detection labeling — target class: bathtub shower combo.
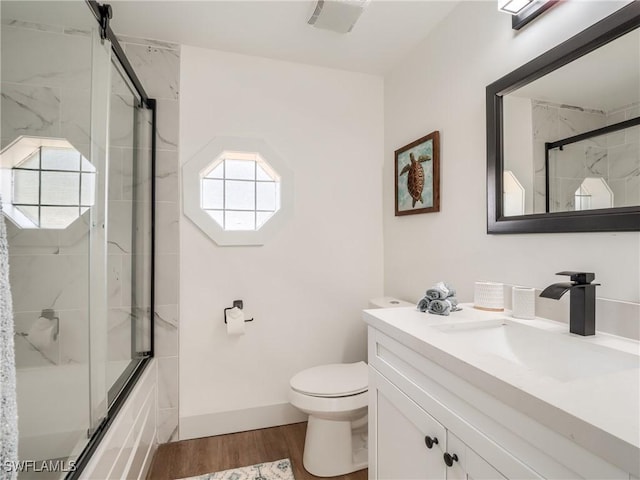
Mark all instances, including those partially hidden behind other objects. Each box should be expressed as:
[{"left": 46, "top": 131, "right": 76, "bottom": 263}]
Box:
[{"left": 1, "top": 1, "right": 156, "bottom": 476}]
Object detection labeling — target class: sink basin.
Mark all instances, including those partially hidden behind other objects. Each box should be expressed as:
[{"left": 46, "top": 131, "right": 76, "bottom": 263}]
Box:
[{"left": 433, "top": 319, "right": 639, "bottom": 382}]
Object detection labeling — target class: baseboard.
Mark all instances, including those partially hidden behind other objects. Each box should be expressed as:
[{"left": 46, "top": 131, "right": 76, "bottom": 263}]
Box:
[{"left": 179, "top": 403, "right": 307, "bottom": 440}]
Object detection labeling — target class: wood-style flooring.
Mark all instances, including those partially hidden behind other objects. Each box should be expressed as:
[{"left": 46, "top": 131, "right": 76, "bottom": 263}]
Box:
[{"left": 147, "top": 422, "right": 367, "bottom": 480}]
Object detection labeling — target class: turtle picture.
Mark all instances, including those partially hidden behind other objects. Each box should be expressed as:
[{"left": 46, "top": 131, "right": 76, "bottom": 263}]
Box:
[
  {"left": 394, "top": 131, "right": 440, "bottom": 216},
  {"left": 399, "top": 152, "right": 431, "bottom": 207}
]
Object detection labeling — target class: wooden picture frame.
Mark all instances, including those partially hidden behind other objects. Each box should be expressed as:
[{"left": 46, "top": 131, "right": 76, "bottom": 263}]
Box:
[{"left": 395, "top": 131, "right": 440, "bottom": 216}]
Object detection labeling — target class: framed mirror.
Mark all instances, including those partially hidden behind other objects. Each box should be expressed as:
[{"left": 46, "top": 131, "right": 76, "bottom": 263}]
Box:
[{"left": 486, "top": 2, "right": 640, "bottom": 233}]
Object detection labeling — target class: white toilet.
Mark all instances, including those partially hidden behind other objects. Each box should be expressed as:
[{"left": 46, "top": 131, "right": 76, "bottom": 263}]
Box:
[
  {"left": 289, "top": 297, "right": 413, "bottom": 477},
  {"left": 289, "top": 362, "right": 369, "bottom": 477}
]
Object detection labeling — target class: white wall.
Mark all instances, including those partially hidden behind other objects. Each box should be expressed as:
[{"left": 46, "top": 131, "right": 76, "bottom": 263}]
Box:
[
  {"left": 384, "top": 1, "right": 640, "bottom": 307},
  {"left": 179, "top": 46, "right": 384, "bottom": 437}
]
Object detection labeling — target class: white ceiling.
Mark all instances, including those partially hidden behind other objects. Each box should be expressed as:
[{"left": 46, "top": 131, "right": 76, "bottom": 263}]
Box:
[
  {"left": 5, "top": 1, "right": 636, "bottom": 106},
  {"left": 108, "top": 1, "right": 458, "bottom": 74},
  {"left": 2, "top": 1, "right": 459, "bottom": 75}
]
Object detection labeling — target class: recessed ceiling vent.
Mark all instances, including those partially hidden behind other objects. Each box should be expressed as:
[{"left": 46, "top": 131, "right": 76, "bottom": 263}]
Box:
[{"left": 308, "top": 0, "right": 371, "bottom": 34}]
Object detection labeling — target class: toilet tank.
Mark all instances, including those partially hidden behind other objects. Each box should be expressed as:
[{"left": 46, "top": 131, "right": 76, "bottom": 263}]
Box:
[{"left": 368, "top": 297, "right": 414, "bottom": 309}]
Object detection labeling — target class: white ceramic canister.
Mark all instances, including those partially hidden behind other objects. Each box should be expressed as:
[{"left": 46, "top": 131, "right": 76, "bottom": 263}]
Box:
[
  {"left": 473, "top": 282, "right": 504, "bottom": 312},
  {"left": 512, "top": 286, "right": 536, "bottom": 319}
]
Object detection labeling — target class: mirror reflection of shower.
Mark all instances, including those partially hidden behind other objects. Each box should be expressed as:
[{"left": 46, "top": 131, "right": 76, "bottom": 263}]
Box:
[
  {"left": 574, "top": 177, "right": 614, "bottom": 211},
  {"left": 545, "top": 116, "right": 636, "bottom": 214},
  {"left": 501, "top": 27, "right": 640, "bottom": 217}
]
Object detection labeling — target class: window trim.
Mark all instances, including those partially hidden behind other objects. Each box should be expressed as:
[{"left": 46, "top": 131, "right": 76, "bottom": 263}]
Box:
[
  {"left": 0, "top": 136, "right": 96, "bottom": 230},
  {"left": 183, "top": 137, "right": 293, "bottom": 246}
]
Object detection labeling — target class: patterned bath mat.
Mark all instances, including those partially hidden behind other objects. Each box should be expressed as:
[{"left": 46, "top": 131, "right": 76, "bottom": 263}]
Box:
[{"left": 177, "top": 458, "right": 294, "bottom": 480}]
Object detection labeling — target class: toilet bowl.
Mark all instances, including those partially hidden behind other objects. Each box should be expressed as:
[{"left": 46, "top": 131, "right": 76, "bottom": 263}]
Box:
[
  {"left": 289, "top": 297, "right": 413, "bottom": 477},
  {"left": 289, "top": 362, "right": 369, "bottom": 477}
]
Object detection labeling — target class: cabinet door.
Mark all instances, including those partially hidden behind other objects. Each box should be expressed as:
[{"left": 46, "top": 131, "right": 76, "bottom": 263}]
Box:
[
  {"left": 372, "top": 369, "right": 447, "bottom": 480},
  {"left": 444, "top": 432, "right": 507, "bottom": 480}
]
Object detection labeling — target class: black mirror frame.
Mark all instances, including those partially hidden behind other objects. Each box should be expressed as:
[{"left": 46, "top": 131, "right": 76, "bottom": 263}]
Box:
[{"left": 486, "top": 2, "right": 640, "bottom": 234}]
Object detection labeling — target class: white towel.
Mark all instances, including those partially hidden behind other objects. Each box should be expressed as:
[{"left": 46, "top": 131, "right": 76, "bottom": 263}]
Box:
[
  {"left": 425, "top": 281, "right": 456, "bottom": 300},
  {"left": 0, "top": 196, "right": 18, "bottom": 477},
  {"left": 27, "top": 317, "right": 56, "bottom": 350}
]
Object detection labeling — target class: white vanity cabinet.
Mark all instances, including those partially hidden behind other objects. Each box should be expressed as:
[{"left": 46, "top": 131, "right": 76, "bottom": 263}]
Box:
[
  {"left": 373, "top": 368, "right": 446, "bottom": 479},
  {"left": 445, "top": 432, "right": 507, "bottom": 480},
  {"left": 372, "top": 367, "right": 511, "bottom": 480},
  {"left": 366, "top": 322, "right": 634, "bottom": 480}
]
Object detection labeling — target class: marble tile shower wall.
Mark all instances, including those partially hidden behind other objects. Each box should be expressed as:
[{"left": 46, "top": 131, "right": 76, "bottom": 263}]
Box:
[
  {"left": 532, "top": 101, "right": 639, "bottom": 213},
  {"left": 121, "top": 36, "right": 180, "bottom": 444},
  {"left": 1, "top": 20, "right": 180, "bottom": 444},
  {"left": 1, "top": 21, "right": 94, "bottom": 367}
]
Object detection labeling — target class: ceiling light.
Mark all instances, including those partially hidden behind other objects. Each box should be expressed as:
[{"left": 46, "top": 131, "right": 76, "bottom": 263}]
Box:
[
  {"left": 308, "top": 0, "right": 371, "bottom": 34},
  {"left": 498, "top": 0, "right": 533, "bottom": 15}
]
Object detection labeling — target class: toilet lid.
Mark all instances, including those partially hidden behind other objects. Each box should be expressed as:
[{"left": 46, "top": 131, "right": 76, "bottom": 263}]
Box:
[{"left": 290, "top": 361, "right": 368, "bottom": 398}]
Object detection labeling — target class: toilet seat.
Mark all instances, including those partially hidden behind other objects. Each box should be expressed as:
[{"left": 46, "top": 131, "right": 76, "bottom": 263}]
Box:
[
  {"left": 290, "top": 361, "right": 368, "bottom": 398},
  {"left": 289, "top": 361, "right": 370, "bottom": 476}
]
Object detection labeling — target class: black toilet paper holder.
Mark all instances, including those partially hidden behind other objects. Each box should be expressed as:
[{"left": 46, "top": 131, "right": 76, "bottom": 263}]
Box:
[
  {"left": 224, "top": 300, "right": 254, "bottom": 324},
  {"left": 41, "top": 308, "right": 60, "bottom": 341}
]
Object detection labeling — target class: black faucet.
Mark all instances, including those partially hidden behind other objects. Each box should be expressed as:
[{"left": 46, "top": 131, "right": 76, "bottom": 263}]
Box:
[{"left": 540, "top": 271, "right": 599, "bottom": 336}]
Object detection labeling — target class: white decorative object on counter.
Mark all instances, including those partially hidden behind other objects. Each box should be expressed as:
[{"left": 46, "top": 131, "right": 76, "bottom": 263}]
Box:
[
  {"left": 512, "top": 286, "right": 536, "bottom": 319},
  {"left": 473, "top": 281, "right": 504, "bottom": 311}
]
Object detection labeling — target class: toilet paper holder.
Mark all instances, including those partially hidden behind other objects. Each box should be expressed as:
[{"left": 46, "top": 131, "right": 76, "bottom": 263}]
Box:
[
  {"left": 224, "top": 300, "right": 254, "bottom": 324},
  {"left": 41, "top": 308, "right": 60, "bottom": 341}
]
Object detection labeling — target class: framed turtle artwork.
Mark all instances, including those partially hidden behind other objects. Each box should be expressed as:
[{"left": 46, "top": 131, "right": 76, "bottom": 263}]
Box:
[{"left": 394, "top": 130, "right": 440, "bottom": 216}]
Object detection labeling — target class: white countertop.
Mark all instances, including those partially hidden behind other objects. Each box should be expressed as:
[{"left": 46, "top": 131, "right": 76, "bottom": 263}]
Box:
[{"left": 363, "top": 304, "right": 640, "bottom": 476}]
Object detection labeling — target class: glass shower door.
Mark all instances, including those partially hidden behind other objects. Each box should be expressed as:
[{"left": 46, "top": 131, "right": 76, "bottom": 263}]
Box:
[
  {"left": 106, "top": 56, "right": 153, "bottom": 405},
  {"left": 0, "top": 1, "right": 111, "bottom": 474},
  {"left": 1, "top": 1, "right": 154, "bottom": 475},
  {"left": 88, "top": 22, "right": 112, "bottom": 439}
]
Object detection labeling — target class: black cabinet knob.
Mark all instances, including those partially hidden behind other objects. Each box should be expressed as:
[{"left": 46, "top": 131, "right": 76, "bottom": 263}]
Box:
[
  {"left": 424, "top": 436, "right": 439, "bottom": 449},
  {"left": 443, "top": 452, "right": 458, "bottom": 467}
]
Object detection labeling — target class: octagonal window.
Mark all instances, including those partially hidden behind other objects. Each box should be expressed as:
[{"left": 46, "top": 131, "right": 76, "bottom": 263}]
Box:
[
  {"left": 201, "top": 151, "right": 281, "bottom": 231},
  {"left": 1, "top": 136, "right": 95, "bottom": 229},
  {"left": 183, "top": 137, "right": 293, "bottom": 246}
]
